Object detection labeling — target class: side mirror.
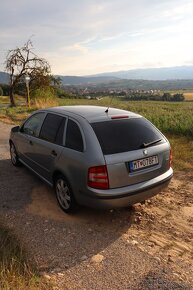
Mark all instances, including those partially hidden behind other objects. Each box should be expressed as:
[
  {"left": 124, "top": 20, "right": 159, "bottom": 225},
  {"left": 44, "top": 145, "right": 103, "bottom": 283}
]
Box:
[
  {"left": 27, "top": 128, "right": 34, "bottom": 136},
  {"left": 11, "top": 126, "right": 20, "bottom": 133},
  {"left": 21, "top": 127, "right": 34, "bottom": 136}
]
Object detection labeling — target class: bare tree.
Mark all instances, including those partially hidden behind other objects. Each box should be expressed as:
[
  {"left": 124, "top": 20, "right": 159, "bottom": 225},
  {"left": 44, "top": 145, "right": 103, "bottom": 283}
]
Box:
[{"left": 5, "top": 40, "right": 50, "bottom": 106}]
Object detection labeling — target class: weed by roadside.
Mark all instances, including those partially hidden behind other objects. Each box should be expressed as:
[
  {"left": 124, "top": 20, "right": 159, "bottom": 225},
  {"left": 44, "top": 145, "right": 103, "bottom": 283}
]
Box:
[
  {"left": 0, "top": 224, "right": 53, "bottom": 290},
  {"left": 168, "top": 135, "right": 193, "bottom": 170}
]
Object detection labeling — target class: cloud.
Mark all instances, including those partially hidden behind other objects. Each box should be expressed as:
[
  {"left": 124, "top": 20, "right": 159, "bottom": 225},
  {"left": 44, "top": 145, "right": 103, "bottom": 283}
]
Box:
[{"left": 1, "top": 0, "right": 193, "bottom": 74}]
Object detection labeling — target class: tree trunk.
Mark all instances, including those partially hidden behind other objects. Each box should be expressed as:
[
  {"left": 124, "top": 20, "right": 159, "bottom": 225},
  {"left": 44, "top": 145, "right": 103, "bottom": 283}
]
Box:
[{"left": 9, "top": 86, "right": 16, "bottom": 107}]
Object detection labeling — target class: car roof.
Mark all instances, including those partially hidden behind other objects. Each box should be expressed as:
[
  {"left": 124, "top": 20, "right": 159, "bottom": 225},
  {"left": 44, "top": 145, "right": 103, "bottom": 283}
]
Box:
[{"left": 44, "top": 105, "right": 141, "bottom": 122}]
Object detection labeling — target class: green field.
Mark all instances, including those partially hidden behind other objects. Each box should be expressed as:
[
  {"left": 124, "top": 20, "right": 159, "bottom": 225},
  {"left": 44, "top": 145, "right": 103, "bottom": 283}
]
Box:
[{"left": 0, "top": 96, "right": 193, "bottom": 170}]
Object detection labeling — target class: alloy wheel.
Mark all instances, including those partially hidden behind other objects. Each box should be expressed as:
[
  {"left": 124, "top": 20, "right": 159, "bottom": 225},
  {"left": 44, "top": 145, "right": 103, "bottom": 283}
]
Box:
[
  {"left": 10, "top": 144, "right": 17, "bottom": 165},
  {"left": 56, "top": 178, "right": 71, "bottom": 210}
]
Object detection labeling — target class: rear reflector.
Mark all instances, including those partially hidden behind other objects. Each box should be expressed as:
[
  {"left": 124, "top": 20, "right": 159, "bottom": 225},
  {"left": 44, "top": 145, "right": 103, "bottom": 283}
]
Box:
[
  {"left": 111, "top": 115, "right": 128, "bottom": 119},
  {"left": 88, "top": 165, "right": 109, "bottom": 189}
]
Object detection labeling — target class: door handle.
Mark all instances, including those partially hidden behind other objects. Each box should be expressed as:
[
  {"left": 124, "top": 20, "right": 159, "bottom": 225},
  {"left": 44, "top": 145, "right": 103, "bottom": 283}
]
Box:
[
  {"left": 29, "top": 140, "right": 33, "bottom": 145},
  {"left": 51, "top": 150, "right": 57, "bottom": 157}
]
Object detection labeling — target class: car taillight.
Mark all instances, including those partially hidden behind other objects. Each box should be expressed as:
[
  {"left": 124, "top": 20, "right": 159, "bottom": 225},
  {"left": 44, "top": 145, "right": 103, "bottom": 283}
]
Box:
[
  {"left": 88, "top": 165, "right": 109, "bottom": 189},
  {"left": 169, "top": 148, "right": 172, "bottom": 167}
]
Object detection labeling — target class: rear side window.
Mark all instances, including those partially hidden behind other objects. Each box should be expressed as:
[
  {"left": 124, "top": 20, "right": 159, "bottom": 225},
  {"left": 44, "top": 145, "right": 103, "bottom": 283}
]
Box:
[
  {"left": 40, "top": 113, "right": 65, "bottom": 144},
  {"left": 65, "top": 119, "right": 83, "bottom": 152},
  {"left": 91, "top": 118, "right": 164, "bottom": 155},
  {"left": 55, "top": 118, "right": 66, "bottom": 145}
]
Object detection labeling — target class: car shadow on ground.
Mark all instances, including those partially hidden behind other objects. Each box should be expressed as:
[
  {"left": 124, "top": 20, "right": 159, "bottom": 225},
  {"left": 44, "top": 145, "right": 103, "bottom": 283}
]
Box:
[{"left": 0, "top": 158, "right": 135, "bottom": 271}]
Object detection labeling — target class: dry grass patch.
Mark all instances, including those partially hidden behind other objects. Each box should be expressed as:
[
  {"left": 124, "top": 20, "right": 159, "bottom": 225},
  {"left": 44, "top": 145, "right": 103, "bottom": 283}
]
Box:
[
  {"left": 34, "top": 98, "right": 58, "bottom": 109},
  {"left": 0, "top": 225, "right": 53, "bottom": 290},
  {"left": 183, "top": 92, "right": 193, "bottom": 101}
]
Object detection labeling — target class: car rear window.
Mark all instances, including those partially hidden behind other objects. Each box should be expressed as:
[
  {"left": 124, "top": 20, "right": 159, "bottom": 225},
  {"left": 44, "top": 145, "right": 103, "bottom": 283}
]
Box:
[{"left": 91, "top": 118, "right": 164, "bottom": 155}]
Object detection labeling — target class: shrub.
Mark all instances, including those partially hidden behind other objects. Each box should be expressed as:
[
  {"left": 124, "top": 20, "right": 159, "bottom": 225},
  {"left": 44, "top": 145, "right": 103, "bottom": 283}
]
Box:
[
  {"left": 0, "top": 84, "right": 9, "bottom": 96},
  {"left": 55, "top": 87, "right": 72, "bottom": 98},
  {"left": 31, "top": 86, "right": 56, "bottom": 100},
  {"left": 0, "top": 86, "right": 3, "bottom": 96},
  {"left": 172, "top": 93, "right": 185, "bottom": 101}
]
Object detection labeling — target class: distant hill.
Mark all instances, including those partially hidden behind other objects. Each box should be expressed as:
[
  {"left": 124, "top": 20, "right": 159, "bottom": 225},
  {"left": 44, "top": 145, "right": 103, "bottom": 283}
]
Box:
[
  {"left": 94, "top": 79, "right": 193, "bottom": 91},
  {"left": 1, "top": 65, "right": 193, "bottom": 90},
  {"left": 0, "top": 72, "right": 9, "bottom": 84},
  {"left": 58, "top": 66, "right": 193, "bottom": 87},
  {"left": 91, "top": 66, "right": 193, "bottom": 80},
  {"left": 0, "top": 72, "right": 118, "bottom": 86},
  {"left": 57, "top": 75, "right": 119, "bottom": 85}
]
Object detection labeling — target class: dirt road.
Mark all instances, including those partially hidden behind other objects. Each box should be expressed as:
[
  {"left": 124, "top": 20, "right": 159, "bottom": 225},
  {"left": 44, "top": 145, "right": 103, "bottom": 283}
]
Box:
[{"left": 0, "top": 121, "right": 192, "bottom": 290}]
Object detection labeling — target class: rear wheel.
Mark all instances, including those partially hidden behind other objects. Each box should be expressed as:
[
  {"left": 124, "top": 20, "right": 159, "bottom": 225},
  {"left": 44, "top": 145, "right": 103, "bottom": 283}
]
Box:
[
  {"left": 55, "top": 175, "right": 78, "bottom": 213},
  {"left": 10, "top": 142, "right": 21, "bottom": 167}
]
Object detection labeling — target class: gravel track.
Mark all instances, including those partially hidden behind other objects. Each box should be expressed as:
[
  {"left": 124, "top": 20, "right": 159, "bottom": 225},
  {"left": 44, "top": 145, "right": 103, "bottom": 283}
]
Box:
[{"left": 0, "top": 121, "right": 192, "bottom": 290}]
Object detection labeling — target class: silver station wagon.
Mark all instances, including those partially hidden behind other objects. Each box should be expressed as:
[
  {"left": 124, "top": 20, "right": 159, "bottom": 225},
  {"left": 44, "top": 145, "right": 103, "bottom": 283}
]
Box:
[{"left": 10, "top": 106, "right": 173, "bottom": 213}]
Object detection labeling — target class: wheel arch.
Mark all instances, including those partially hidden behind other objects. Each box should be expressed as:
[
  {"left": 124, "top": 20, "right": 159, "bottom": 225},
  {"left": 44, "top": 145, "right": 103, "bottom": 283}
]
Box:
[
  {"left": 52, "top": 170, "right": 69, "bottom": 186},
  {"left": 52, "top": 169, "right": 80, "bottom": 204}
]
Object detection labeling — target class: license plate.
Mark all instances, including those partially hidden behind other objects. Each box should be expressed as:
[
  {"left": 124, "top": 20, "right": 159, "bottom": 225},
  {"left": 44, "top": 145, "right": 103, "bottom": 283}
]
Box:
[{"left": 129, "top": 155, "right": 159, "bottom": 172}]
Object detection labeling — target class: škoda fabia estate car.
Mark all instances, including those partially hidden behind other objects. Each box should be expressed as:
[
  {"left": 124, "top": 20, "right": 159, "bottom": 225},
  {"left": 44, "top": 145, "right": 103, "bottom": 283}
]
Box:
[{"left": 10, "top": 106, "right": 173, "bottom": 213}]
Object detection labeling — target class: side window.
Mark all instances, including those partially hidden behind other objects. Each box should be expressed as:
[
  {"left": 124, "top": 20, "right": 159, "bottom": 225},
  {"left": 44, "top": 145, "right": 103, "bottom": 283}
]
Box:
[
  {"left": 22, "top": 113, "right": 45, "bottom": 137},
  {"left": 65, "top": 119, "right": 83, "bottom": 152},
  {"left": 55, "top": 118, "right": 66, "bottom": 145},
  {"left": 39, "top": 113, "right": 65, "bottom": 144}
]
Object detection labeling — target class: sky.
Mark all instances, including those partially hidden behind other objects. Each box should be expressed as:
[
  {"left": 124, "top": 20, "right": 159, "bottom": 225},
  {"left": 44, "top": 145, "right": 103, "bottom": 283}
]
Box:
[{"left": 1, "top": 0, "right": 193, "bottom": 75}]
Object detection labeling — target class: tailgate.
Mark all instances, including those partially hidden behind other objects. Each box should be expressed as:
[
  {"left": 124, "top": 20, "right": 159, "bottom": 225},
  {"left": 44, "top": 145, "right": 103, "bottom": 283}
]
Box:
[{"left": 105, "top": 143, "right": 170, "bottom": 189}]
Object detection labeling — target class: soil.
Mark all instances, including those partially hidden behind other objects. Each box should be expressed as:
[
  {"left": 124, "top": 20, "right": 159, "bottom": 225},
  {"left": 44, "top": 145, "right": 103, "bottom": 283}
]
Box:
[
  {"left": 124, "top": 171, "right": 193, "bottom": 283},
  {"left": 0, "top": 121, "right": 192, "bottom": 289}
]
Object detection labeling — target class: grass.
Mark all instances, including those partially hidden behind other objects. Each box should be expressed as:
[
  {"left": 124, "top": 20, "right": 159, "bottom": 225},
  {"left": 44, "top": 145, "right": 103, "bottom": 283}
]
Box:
[
  {"left": 168, "top": 135, "right": 193, "bottom": 170},
  {"left": 0, "top": 224, "right": 53, "bottom": 290},
  {"left": 0, "top": 96, "right": 193, "bottom": 171},
  {"left": 0, "top": 95, "right": 25, "bottom": 105},
  {"left": 58, "top": 97, "right": 193, "bottom": 138}
]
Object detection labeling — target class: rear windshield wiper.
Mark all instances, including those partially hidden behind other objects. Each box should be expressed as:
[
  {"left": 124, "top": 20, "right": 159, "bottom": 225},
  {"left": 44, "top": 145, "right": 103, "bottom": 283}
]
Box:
[{"left": 140, "top": 138, "right": 162, "bottom": 148}]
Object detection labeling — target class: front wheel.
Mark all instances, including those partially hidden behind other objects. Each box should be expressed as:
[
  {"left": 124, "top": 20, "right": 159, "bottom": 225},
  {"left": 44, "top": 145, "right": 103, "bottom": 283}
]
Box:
[
  {"left": 10, "top": 142, "right": 21, "bottom": 167},
  {"left": 55, "top": 175, "right": 78, "bottom": 213}
]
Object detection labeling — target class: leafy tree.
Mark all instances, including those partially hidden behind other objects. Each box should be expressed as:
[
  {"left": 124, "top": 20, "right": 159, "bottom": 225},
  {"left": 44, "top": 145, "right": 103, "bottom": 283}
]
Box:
[
  {"left": 172, "top": 93, "right": 185, "bottom": 102},
  {"left": 5, "top": 40, "right": 50, "bottom": 106},
  {"left": 0, "top": 84, "right": 9, "bottom": 96},
  {"left": 162, "top": 92, "right": 172, "bottom": 101}
]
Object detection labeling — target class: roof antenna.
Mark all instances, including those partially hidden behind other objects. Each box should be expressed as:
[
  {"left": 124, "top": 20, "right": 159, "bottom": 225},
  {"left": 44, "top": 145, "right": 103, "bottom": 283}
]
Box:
[{"left": 105, "top": 91, "right": 114, "bottom": 113}]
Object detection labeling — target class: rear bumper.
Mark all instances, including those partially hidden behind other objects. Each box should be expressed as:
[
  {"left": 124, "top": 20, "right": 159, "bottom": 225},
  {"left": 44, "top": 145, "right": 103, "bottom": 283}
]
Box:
[{"left": 78, "top": 167, "right": 173, "bottom": 209}]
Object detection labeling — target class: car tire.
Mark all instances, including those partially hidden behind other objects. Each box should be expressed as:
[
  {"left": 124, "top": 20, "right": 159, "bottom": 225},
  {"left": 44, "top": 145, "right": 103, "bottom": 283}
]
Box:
[
  {"left": 54, "top": 174, "right": 78, "bottom": 213},
  {"left": 10, "top": 142, "right": 21, "bottom": 167}
]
